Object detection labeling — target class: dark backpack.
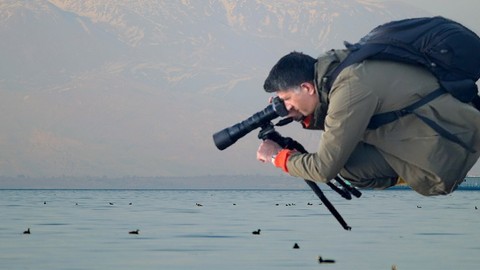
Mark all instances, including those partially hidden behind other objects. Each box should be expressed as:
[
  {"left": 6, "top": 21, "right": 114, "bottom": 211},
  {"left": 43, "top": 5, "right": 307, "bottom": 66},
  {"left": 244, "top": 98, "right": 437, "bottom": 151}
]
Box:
[{"left": 323, "top": 16, "right": 480, "bottom": 152}]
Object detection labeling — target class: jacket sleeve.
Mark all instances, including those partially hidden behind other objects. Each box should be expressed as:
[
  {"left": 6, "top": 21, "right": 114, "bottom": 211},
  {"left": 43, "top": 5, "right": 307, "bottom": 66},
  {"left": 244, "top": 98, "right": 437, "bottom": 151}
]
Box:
[{"left": 286, "top": 64, "right": 380, "bottom": 182}]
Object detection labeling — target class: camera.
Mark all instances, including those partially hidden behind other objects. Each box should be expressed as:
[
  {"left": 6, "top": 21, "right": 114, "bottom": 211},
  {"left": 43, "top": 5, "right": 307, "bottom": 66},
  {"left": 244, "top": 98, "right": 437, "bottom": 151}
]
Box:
[{"left": 213, "top": 97, "right": 289, "bottom": 150}]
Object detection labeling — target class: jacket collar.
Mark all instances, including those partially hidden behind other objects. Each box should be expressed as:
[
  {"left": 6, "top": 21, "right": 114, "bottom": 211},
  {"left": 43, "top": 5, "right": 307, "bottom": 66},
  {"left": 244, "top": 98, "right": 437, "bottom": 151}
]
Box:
[
  {"left": 305, "top": 50, "right": 348, "bottom": 130},
  {"left": 315, "top": 49, "right": 349, "bottom": 102}
]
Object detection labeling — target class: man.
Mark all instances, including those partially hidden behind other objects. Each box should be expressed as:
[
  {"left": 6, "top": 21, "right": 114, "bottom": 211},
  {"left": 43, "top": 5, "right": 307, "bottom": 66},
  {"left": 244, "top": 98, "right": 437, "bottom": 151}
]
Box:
[{"left": 256, "top": 51, "right": 480, "bottom": 196}]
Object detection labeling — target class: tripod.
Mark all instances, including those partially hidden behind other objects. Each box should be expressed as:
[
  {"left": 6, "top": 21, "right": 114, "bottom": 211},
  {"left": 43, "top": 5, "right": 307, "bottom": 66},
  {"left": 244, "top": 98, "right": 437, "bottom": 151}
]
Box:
[{"left": 258, "top": 119, "right": 361, "bottom": 230}]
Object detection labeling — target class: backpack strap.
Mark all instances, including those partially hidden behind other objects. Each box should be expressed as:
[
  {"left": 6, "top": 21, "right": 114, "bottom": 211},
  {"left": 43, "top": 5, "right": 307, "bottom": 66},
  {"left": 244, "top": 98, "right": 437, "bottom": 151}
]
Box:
[
  {"left": 368, "top": 87, "right": 476, "bottom": 153},
  {"left": 367, "top": 88, "right": 446, "bottom": 129}
]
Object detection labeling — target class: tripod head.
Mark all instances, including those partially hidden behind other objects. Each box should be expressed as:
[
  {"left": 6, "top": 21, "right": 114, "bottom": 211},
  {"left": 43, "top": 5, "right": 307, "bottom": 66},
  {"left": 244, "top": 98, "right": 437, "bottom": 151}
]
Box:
[{"left": 258, "top": 118, "right": 307, "bottom": 154}]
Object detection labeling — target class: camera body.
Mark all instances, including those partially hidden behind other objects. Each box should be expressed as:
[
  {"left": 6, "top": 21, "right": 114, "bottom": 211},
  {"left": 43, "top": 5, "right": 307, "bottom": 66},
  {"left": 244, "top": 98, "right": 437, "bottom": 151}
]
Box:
[{"left": 213, "top": 97, "right": 289, "bottom": 150}]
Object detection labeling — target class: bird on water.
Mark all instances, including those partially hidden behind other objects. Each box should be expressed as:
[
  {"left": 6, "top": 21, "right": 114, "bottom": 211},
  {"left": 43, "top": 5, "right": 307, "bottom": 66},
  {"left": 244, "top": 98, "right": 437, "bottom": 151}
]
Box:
[
  {"left": 252, "top": 229, "right": 261, "bottom": 235},
  {"left": 318, "top": 256, "right": 335, "bottom": 264},
  {"left": 129, "top": 229, "right": 139, "bottom": 235},
  {"left": 23, "top": 228, "right": 30, "bottom": 234}
]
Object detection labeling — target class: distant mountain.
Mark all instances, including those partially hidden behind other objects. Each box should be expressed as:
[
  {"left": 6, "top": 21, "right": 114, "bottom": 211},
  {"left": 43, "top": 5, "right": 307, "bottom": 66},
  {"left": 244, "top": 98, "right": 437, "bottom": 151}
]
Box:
[{"left": 3, "top": 0, "right": 466, "bottom": 181}]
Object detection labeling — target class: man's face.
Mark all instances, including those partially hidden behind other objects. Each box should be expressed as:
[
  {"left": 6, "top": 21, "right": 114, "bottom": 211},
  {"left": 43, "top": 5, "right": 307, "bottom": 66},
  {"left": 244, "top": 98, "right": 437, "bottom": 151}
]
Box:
[{"left": 276, "top": 82, "right": 318, "bottom": 120}]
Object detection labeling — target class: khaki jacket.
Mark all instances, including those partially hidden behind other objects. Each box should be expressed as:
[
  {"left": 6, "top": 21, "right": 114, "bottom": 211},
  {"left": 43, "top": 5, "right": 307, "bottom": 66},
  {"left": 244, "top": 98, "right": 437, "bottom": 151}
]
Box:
[{"left": 286, "top": 50, "right": 480, "bottom": 195}]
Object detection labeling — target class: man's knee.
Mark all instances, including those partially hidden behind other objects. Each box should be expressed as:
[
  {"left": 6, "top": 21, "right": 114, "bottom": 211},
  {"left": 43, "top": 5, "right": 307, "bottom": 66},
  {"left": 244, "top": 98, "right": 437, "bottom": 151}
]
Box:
[{"left": 340, "top": 173, "right": 398, "bottom": 190}]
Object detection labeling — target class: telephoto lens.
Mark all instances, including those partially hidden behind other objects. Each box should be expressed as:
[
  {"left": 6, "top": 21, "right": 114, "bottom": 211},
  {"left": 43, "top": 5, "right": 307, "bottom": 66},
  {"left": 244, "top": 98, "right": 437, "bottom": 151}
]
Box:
[{"left": 213, "top": 97, "right": 288, "bottom": 150}]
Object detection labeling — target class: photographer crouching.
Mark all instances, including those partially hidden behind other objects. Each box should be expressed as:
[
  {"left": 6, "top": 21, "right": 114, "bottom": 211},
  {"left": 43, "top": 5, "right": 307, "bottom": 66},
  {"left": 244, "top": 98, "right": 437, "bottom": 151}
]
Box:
[{"left": 256, "top": 50, "right": 480, "bottom": 196}]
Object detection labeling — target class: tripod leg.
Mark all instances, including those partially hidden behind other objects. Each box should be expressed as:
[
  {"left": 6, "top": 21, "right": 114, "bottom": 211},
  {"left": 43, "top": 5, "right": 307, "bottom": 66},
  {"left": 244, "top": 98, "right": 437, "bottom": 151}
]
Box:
[{"left": 305, "top": 180, "right": 351, "bottom": 231}]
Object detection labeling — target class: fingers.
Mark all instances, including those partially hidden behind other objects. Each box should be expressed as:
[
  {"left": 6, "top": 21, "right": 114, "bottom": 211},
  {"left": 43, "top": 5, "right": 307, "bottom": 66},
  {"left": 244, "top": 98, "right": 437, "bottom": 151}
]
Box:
[
  {"left": 256, "top": 153, "right": 266, "bottom": 162},
  {"left": 257, "top": 140, "right": 281, "bottom": 163},
  {"left": 256, "top": 141, "right": 268, "bottom": 162}
]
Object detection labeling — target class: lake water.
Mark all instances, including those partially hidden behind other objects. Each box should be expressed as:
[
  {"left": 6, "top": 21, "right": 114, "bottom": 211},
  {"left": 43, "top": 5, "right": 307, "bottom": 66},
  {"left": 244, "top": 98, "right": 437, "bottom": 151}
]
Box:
[{"left": 0, "top": 188, "right": 479, "bottom": 270}]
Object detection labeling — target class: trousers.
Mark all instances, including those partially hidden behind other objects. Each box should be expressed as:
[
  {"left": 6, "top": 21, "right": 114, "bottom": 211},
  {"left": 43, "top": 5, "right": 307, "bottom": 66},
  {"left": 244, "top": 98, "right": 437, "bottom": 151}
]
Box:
[{"left": 339, "top": 142, "right": 399, "bottom": 189}]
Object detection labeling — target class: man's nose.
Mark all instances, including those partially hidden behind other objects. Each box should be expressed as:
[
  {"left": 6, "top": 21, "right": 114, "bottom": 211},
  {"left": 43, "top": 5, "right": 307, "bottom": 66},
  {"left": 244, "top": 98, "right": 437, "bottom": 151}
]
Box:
[{"left": 284, "top": 102, "right": 294, "bottom": 111}]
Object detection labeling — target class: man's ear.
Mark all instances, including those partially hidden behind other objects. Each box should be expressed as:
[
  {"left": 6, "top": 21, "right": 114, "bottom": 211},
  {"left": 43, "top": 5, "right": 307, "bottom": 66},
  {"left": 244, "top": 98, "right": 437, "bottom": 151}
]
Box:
[{"left": 300, "top": 82, "right": 316, "bottom": 95}]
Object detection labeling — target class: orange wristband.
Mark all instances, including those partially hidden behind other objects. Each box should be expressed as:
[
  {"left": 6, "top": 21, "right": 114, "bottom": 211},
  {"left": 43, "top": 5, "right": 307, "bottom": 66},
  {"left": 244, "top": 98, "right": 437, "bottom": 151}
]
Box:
[{"left": 273, "top": 149, "right": 292, "bottom": 173}]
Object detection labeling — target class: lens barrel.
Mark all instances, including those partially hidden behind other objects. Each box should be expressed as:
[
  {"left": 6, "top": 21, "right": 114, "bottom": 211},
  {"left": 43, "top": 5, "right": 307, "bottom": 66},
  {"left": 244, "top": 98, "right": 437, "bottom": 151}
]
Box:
[
  {"left": 213, "top": 97, "right": 288, "bottom": 150},
  {"left": 213, "top": 105, "right": 277, "bottom": 150}
]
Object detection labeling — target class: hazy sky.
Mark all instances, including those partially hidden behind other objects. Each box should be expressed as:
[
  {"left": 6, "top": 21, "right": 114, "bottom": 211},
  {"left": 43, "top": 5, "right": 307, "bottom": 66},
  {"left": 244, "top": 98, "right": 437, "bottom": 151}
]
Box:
[
  {"left": 382, "top": 0, "right": 480, "bottom": 33},
  {"left": 2, "top": 0, "right": 480, "bottom": 187}
]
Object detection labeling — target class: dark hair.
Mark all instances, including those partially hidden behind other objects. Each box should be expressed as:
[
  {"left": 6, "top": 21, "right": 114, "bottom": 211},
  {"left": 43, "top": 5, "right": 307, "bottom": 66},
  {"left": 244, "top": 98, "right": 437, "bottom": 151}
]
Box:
[{"left": 263, "top": 51, "right": 317, "bottom": 93}]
